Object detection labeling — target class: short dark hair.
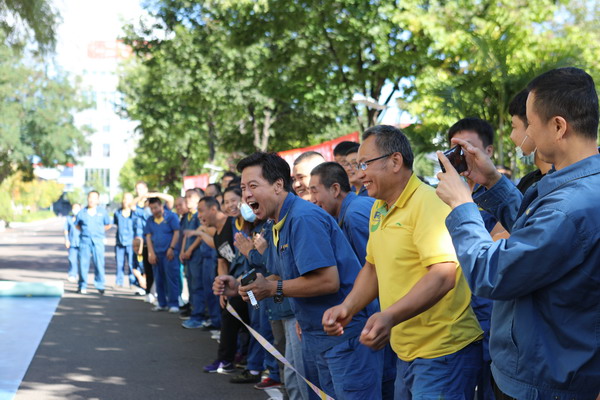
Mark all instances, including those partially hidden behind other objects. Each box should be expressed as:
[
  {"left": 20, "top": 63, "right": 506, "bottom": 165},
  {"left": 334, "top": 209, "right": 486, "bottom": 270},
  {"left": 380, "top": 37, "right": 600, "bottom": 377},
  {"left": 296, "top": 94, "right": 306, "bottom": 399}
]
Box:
[
  {"left": 343, "top": 143, "right": 361, "bottom": 156},
  {"left": 207, "top": 182, "right": 222, "bottom": 194},
  {"left": 148, "top": 197, "right": 162, "bottom": 205},
  {"left": 221, "top": 171, "right": 237, "bottom": 180},
  {"left": 199, "top": 196, "right": 221, "bottom": 211},
  {"left": 333, "top": 141, "right": 358, "bottom": 156},
  {"left": 196, "top": 188, "right": 205, "bottom": 197},
  {"left": 509, "top": 89, "right": 528, "bottom": 124},
  {"left": 527, "top": 67, "right": 599, "bottom": 139},
  {"left": 223, "top": 185, "right": 242, "bottom": 198},
  {"left": 185, "top": 188, "right": 201, "bottom": 198},
  {"left": 229, "top": 176, "right": 241, "bottom": 187},
  {"left": 310, "top": 162, "right": 352, "bottom": 193},
  {"left": 237, "top": 152, "right": 293, "bottom": 192},
  {"left": 362, "top": 125, "right": 414, "bottom": 170},
  {"left": 88, "top": 190, "right": 99, "bottom": 196},
  {"left": 293, "top": 151, "right": 324, "bottom": 166},
  {"left": 448, "top": 117, "right": 494, "bottom": 148}
]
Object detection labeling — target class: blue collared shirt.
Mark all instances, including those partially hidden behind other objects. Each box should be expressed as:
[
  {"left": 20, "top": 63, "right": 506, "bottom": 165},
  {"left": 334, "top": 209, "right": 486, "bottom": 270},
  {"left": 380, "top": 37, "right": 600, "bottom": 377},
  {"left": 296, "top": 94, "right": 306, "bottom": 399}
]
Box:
[
  {"left": 143, "top": 210, "right": 181, "bottom": 254},
  {"left": 75, "top": 207, "right": 111, "bottom": 244},
  {"left": 338, "top": 192, "right": 375, "bottom": 266},
  {"left": 133, "top": 205, "right": 151, "bottom": 239},
  {"left": 446, "top": 154, "right": 600, "bottom": 400},
  {"left": 64, "top": 215, "right": 81, "bottom": 247},
  {"left": 268, "top": 192, "right": 370, "bottom": 352},
  {"left": 113, "top": 208, "right": 134, "bottom": 247}
]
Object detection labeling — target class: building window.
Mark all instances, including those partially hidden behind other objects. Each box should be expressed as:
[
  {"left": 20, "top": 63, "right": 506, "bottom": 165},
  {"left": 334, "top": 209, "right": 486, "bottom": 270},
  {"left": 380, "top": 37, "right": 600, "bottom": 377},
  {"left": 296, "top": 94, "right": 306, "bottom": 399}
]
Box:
[
  {"left": 85, "top": 168, "right": 110, "bottom": 191},
  {"left": 103, "top": 144, "right": 110, "bottom": 157}
]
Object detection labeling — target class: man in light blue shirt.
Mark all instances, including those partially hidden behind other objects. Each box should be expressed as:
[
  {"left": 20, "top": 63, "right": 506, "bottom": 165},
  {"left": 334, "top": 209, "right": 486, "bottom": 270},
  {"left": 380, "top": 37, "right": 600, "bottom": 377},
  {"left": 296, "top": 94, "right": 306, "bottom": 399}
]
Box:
[
  {"left": 76, "top": 191, "right": 111, "bottom": 294},
  {"left": 436, "top": 67, "right": 600, "bottom": 400}
]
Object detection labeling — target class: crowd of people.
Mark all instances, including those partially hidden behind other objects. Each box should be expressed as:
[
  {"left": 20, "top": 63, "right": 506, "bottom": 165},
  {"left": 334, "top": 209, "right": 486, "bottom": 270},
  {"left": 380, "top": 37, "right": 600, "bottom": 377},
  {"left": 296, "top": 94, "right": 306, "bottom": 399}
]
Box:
[{"left": 63, "top": 67, "right": 600, "bottom": 400}]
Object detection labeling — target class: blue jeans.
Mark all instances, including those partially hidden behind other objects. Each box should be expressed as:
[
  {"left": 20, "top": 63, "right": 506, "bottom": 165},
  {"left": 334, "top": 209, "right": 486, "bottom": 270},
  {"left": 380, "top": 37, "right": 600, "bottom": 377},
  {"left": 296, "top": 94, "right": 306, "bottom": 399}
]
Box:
[
  {"left": 154, "top": 252, "right": 182, "bottom": 308},
  {"left": 394, "top": 340, "right": 482, "bottom": 400},
  {"left": 303, "top": 334, "right": 384, "bottom": 400},
  {"left": 202, "top": 256, "right": 221, "bottom": 328},
  {"left": 283, "top": 318, "right": 309, "bottom": 400},
  {"left": 78, "top": 240, "right": 105, "bottom": 290},
  {"left": 115, "top": 244, "right": 134, "bottom": 286},
  {"left": 187, "top": 257, "right": 206, "bottom": 321},
  {"left": 67, "top": 246, "right": 78, "bottom": 278}
]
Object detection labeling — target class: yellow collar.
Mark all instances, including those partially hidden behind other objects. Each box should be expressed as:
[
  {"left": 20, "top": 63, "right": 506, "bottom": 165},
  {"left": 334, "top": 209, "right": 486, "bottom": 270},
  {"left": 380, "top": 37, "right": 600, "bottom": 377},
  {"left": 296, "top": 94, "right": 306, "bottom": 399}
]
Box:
[
  {"left": 272, "top": 214, "right": 288, "bottom": 247},
  {"left": 235, "top": 217, "right": 244, "bottom": 231},
  {"left": 154, "top": 216, "right": 164, "bottom": 224},
  {"left": 187, "top": 213, "right": 193, "bottom": 222}
]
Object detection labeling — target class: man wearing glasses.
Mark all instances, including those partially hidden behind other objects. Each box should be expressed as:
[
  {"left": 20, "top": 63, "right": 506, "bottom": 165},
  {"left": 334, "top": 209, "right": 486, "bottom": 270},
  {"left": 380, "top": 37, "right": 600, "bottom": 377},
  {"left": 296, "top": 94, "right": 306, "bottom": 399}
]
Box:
[{"left": 322, "top": 125, "right": 483, "bottom": 399}]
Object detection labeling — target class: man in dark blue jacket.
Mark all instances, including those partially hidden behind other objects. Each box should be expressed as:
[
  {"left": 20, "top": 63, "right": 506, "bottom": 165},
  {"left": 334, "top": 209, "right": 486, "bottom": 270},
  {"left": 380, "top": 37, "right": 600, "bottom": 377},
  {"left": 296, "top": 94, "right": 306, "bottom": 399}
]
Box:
[{"left": 436, "top": 67, "right": 600, "bottom": 400}]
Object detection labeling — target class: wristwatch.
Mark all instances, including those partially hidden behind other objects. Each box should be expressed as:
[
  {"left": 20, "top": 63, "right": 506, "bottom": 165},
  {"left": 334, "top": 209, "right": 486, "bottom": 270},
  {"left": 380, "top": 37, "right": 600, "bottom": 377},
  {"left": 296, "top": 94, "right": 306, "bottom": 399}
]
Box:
[{"left": 274, "top": 280, "right": 284, "bottom": 303}]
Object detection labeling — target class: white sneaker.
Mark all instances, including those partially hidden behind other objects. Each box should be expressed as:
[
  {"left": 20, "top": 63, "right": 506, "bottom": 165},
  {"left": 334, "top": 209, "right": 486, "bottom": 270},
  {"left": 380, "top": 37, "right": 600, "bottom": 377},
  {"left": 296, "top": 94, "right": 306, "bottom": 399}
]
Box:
[
  {"left": 135, "top": 288, "right": 146, "bottom": 295},
  {"left": 168, "top": 306, "right": 179, "bottom": 313},
  {"left": 145, "top": 293, "right": 155, "bottom": 303},
  {"left": 77, "top": 288, "right": 87, "bottom": 294},
  {"left": 152, "top": 305, "right": 168, "bottom": 312},
  {"left": 67, "top": 276, "right": 77, "bottom": 283}
]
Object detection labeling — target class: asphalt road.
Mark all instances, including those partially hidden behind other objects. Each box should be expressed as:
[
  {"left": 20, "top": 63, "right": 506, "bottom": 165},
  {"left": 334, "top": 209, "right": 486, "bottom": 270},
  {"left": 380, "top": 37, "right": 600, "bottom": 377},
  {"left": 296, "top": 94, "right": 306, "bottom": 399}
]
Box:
[{"left": 0, "top": 218, "right": 275, "bottom": 400}]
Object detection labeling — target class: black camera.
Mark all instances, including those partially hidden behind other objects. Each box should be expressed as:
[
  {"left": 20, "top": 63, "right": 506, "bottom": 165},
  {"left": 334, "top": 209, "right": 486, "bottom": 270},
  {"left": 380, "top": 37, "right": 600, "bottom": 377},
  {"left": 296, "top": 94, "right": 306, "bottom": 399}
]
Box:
[{"left": 439, "top": 146, "right": 468, "bottom": 174}]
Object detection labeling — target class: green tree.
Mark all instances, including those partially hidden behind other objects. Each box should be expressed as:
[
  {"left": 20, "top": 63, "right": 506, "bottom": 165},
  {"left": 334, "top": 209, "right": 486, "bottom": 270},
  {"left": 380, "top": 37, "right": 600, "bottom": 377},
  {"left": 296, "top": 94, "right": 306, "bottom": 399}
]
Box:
[
  {"left": 65, "top": 188, "right": 85, "bottom": 206},
  {"left": 0, "top": 0, "right": 59, "bottom": 52},
  {"left": 0, "top": 37, "right": 91, "bottom": 186},
  {"left": 402, "top": 0, "right": 593, "bottom": 167}
]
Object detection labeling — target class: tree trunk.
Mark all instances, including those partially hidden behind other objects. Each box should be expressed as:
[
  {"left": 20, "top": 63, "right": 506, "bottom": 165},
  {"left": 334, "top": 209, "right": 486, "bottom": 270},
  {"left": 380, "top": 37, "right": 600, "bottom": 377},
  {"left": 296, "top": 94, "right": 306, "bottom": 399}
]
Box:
[{"left": 207, "top": 118, "right": 216, "bottom": 162}]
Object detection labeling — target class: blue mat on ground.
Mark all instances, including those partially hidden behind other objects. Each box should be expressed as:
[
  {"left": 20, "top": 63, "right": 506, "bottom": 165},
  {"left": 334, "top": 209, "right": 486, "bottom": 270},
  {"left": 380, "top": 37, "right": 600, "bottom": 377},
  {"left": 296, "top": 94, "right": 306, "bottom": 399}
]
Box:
[{"left": 0, "top": 282, "right": 62, "bottom": 400}]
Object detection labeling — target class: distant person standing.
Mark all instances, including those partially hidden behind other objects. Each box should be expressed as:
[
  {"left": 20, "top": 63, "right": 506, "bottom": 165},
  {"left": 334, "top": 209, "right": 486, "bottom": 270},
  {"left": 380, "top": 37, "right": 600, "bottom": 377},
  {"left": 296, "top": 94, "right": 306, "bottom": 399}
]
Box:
[
  {"left": 64, "top": 203, "right": 82, "bottom": 283},
  {"left": 114, "top": 193, "right": 135, "bottom": 288},
  {"left": 144, "top": 197, "right": 181, "bottom": 312},
  {"left": 76, "top": 191, "right": 111, "bottom": 294}
]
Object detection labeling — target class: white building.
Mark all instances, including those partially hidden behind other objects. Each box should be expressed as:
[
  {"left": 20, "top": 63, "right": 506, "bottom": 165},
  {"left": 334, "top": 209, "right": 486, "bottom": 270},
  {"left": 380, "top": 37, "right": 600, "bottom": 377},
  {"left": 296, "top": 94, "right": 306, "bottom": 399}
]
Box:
[{"left": 54, "top": 0, "right": 142, "bottom": 202}]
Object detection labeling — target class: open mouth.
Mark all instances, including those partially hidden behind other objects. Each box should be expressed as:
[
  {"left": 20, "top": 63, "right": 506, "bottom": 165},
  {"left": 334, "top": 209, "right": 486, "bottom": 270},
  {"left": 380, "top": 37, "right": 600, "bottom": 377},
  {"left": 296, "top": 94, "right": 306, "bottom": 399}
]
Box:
[{"left": 247, "top": 201, "right": 260, "bottom": 211}]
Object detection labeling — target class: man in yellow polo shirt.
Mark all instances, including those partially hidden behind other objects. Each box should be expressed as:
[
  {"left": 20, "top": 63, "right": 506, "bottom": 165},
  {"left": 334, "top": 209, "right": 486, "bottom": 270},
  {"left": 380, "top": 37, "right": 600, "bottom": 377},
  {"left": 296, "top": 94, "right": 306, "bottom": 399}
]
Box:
[{"left": 322, "top": 125, "right": 483, "bottom": 399}]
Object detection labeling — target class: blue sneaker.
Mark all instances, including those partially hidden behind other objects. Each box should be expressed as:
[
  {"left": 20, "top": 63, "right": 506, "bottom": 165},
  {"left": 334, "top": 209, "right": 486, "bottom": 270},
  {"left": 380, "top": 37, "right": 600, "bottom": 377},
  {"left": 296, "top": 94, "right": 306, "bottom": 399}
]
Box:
[
  {"left": 203, "top": 360, "right": 234, "bottom": 374},
  {"left": 182, "top": 319, "right": 206, "bottom": 329}
]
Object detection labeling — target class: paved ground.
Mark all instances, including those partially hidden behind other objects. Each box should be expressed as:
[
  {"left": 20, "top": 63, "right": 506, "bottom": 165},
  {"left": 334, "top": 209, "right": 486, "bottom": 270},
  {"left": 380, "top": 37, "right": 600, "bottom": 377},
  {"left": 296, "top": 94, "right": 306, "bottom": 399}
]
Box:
[{"left": 0, "top": 218, "right": 274, "bottom": 400}]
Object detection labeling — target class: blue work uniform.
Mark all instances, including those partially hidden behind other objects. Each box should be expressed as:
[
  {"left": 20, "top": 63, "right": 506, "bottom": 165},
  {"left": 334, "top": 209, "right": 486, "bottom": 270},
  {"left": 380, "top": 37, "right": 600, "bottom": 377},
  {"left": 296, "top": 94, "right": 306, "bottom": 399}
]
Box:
[
  {"left": 76, "top": 207, "right": 111, "bottom": 291},
  {"left": 64, "top": 214, "right": 80, "bottom": 278},
  {"left": 337, "top": 192, "right": 375, "bottom": 266},
  {"left": 114, "top": 208, "right": 135, "bottom": 286},
  {"left": 269, "top": 192, "right": 383, "bottom": 400},
  {"left": 472, "top": 185, "right": 496, "bottom": 400},
  {"left": 355, "top": 185, "right": 369, "bottom": 197},
  {"left": 446, "top": 154, "right": 600, "bottom": 400},
  {"left": 144, "top": 210, "right": 182, "bottom": 308},
  {"left": 180, "top": 212, "right": 207, "bottom": 322}
]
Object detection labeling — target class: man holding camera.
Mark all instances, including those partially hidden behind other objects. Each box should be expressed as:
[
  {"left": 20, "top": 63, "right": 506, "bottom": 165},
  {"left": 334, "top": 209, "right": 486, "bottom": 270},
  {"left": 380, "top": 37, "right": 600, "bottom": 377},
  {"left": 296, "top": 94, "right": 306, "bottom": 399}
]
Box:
[{"left": 436, "top": 67, "right": 600, "bottom": 400}]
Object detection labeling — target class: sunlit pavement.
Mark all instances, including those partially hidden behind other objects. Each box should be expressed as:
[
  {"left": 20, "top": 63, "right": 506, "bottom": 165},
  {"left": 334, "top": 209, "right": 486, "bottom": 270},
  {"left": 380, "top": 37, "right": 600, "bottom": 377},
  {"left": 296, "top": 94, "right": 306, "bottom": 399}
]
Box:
[{"left": 0, "top": 218, "right": 277, "bottom": 400}]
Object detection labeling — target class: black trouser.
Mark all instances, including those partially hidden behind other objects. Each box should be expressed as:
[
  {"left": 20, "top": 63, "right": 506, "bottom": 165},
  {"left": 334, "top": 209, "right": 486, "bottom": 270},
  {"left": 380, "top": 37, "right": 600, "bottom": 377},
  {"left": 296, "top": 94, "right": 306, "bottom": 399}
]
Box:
[
  {"left": 142, "top": 245, "right": 154, "bottom": 295},
  {"left": 217, "top": 296, "right": 250, "bottom": 363}
]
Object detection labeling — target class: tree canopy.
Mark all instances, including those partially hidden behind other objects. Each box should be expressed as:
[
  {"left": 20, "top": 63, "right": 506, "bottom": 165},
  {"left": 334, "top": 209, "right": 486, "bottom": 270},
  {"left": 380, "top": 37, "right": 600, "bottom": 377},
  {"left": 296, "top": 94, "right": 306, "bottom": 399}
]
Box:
[{"left": 119, "top": 0, "right": 600, "bottom": 190}]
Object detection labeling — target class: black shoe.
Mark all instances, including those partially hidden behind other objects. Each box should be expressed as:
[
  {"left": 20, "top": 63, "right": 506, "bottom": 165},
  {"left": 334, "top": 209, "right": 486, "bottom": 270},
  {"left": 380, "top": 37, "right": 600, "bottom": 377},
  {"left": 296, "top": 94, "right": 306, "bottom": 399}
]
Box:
[
  {"left": 98, "top": 289, "right": 105, "bottom": 295},
  {"left": 229, "top": 369, "right": 261, "bottom": 384},
  {"left": 179, "top": 308, "right": 191, "bottom": 320}
]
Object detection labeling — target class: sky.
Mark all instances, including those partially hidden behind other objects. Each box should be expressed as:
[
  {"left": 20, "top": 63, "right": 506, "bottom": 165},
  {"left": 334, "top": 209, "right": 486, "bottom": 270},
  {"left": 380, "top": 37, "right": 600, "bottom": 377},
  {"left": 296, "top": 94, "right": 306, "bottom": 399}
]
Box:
[{"left": 53, "top": 0, "right": 144, "bottom": 72}]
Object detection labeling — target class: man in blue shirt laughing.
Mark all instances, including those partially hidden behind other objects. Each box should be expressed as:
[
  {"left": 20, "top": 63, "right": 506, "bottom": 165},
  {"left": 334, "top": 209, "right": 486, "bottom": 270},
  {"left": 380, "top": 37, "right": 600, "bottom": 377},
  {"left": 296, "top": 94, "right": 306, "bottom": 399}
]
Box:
[
  {"left": 215, "top": 152, "right": 384, "bottom": 400},
  {"left": 436, "top": 67, "right": 600, "bottom": 400}
]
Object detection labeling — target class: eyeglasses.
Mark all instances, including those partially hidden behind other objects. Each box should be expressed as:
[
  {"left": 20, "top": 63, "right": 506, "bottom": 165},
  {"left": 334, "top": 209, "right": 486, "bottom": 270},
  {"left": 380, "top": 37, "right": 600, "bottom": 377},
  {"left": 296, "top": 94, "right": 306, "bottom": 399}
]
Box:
[{"left": 358, "top": 153, "right": 393, "bottom": 171}]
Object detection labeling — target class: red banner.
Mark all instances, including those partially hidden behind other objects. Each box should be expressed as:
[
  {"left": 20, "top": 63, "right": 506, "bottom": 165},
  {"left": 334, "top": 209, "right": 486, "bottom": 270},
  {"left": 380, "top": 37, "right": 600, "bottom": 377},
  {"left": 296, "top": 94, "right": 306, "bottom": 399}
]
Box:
[
  {"left": 182, "top": 131, "right": 359, "bottom": 188},
  {"left": 278, "top": 132, "right": 359, "bottom": 168},
  {"left": 183, "top": 174, "right": 210, "bottom": 190}
]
